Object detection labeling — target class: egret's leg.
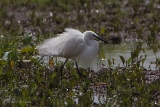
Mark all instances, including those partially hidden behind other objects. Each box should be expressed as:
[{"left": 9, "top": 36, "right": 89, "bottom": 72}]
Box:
[
  {"left": 74, "top": 60, "right": 97, "bottom": 85},
  {"left": 37, "top": 56, "right": 44, "bottom": 63},
  {"left": 60, "top": 59, "right": 68, "bottom": 79},
  {"left": 74, "top": 60, "right": 87, "bottom": 78}
]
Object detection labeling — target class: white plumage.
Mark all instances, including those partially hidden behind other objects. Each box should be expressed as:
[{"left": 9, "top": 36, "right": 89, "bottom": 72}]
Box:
[
  {"left": 36, "top": 28, "right": 109, "bottom": 78},
  {"left": 37, "top": 28, "right": 100, "bottom": 64}
]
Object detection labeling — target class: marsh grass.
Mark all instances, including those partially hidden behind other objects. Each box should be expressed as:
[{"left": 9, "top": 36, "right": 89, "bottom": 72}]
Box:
[{"left": 0, "top": 0, "right": 160, "bottom": 106}]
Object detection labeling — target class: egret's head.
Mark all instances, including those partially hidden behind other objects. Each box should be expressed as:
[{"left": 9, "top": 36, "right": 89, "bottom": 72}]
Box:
[
  {"left": 83, "top": 31, "right": 110, "bottom": 44},
  {"left": 83, "top": 31, "right": 98, "bottom": 39}
]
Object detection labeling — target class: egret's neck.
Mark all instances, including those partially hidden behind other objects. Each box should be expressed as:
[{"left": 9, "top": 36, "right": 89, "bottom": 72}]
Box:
[
  {"left": 84, "top": 35, "right": 93, "bottom": 46},
  {"left": 84, "top": 35, "right": 92, "bottom": 45}
]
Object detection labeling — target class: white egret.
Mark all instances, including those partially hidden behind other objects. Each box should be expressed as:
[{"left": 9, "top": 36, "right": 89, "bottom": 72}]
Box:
[{"left": 36, "top": 28, "right": 110, "bottom": 78}]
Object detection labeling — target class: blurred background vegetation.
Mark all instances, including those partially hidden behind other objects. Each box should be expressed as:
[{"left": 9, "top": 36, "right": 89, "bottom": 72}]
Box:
[{"left": 0, "top": 0, "right": 160, "bottom": 40}]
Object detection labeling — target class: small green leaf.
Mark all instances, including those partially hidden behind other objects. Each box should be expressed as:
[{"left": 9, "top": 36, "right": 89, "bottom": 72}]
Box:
[
  {"left": 22, "top": 35, "right": 33, "bottom": 46},
  {"left": 126, "top": 57, "right": 132, "bottom": 66},
  {"left": 0, "top": 68, "right": 2, "bottom": 75},
  {"left": 21, "top": 46, "right": 35, "bottom": 54},
  {"left": 51, "top": 72, "right": 57, "bottom": 79},
  {"left": 99, "top": 50, "right": 106, "bottom": 59},
  {"left": 100, "top": 26, "right": 106, "bottom": 35},
  {"left": 119, "top": 55, "right": 125, "bottom": 65}
]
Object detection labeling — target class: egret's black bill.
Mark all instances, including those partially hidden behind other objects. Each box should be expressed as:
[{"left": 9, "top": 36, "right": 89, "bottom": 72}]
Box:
[{"left": 93, "top": 35, "right": 111, "bottom": 44}]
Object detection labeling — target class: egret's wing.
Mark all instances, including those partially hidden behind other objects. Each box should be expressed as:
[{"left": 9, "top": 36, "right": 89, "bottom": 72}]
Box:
[{"left": 36, "top": 28, "right": 84, "bottom": 57}]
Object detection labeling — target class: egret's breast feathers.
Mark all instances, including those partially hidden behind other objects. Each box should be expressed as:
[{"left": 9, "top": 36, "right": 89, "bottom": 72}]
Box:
[{"left": 76, "top": 40, "right": 99, "bottom": 67}]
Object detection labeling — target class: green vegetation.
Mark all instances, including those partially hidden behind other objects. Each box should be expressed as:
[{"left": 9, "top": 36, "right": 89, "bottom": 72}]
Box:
[{"left": 0, "top": 0, "right": 160, "bottom": 106}]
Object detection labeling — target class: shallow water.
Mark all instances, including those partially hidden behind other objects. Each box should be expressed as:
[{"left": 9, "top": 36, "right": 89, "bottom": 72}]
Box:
[{"left": 90, "top": 41, "right": 160, "bottom": 71}]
